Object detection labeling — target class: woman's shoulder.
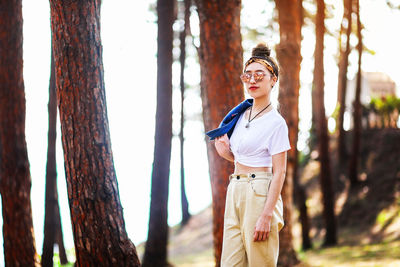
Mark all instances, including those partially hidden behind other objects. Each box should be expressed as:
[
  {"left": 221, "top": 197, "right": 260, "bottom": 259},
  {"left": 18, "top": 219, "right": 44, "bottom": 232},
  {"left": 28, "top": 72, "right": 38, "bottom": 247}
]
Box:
[{"left": 269, "top": 108, "right": 288, "bottom": 125}]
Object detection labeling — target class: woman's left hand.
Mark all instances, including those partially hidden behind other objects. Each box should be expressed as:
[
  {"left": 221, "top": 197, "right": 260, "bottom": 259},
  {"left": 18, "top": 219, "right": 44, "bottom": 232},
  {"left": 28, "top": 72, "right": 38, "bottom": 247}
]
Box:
[
  {"left": 214, "top": 134, "right": 234, "bottom": 162},
  {"left": 253, "top": 214, "right": 272, "bottom": 242}
]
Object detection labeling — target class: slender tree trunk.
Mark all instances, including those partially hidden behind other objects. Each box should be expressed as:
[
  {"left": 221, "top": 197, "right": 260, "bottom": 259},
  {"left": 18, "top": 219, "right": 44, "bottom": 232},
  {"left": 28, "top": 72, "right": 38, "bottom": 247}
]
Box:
[
  {"left": 348, "top": 0, "right": 362, "bottom": 187},
  {"left": 194, "top": 0, "right": 243, "bottom": 265},
  {"left": 337, "top": 0, "right": 352, "bottom": 166},
  {"left": 292, "top": 0, "right": 312, "bottom": 251},
  {"left": 41, "top": 46, "right": 59, "bottom": 266},
  {"left": 179, "top": 0, "right": 191, "bottom": 227},
  {"left": 310, "top": 92, "right": 318, "bottom": 150},
  {"left": 295, "top": 186, "right": 312, "bottom": 250},
  {"left": 274, "top": 0, "right": 302, "bottom": 265},
  {"left": 42, "top": 45, "right": 69, "bottom": 267},
  {"left": 142, "top": 0, "right": 175, "bottom": 266},
  {"left": 310, "top": 2, "right": 318, "bottom": 151},
  {"left": 0, "top": 1, "right": 40, "bottom": 265},
  {"left": 56, "top": 217, "right": 69, "bottom": 264},
  {"left": 313, "top": 0, "right": 337, "bottom": 246},
  {"left": 49, "top": 1, "right": 140, "bottom": 265}
]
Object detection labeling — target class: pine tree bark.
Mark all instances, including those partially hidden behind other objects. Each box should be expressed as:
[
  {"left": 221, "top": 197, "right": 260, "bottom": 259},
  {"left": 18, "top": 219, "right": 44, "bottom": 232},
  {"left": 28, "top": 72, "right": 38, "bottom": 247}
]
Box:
[
  {"left": 42, "top": 46, "right": 69, "bottom": 267},
  {"left": 179, "top": 0, "right": 191, "bottom": 227},
  {"left": 194, "top": 0, "right": 243, "bottom": 265},
  {"left": 348, "top": 0, "right": 362, "bottom": 187},
  {"left": 313, "top": 0, "right": 337, "bottom": 246},
  {"left": 0, "top": 1, "right": 40, "bottom": 266},
  {"left": 274, "top": 0, "right": 302, "bottom": 265},
  {"left": 142, "top": 0, "right": 175, "bottom": 266},
  {"left": 49, "top": 1, "right": 140, "bottom": 265},
  {"left": 337, "top": 0, "right": 353, "bottom": 166}
]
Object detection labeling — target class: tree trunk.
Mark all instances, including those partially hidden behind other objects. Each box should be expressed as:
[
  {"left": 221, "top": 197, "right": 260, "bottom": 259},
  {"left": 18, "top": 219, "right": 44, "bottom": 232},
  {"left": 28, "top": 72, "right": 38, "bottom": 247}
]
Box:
[
  {"left": 337, "top": 0, "right": 352, "bottom": 166},
  {"left": 0, "top": 1, "right": 40, "bottom": 266},
  {"left": 194, "top": 0, "right": 243, "bottom": 265},
  {"left": 49, "top": 1, "right": 140, "bottom": 265},
  {"left": 348, "top": 0, "right": 362, "bottom": 187},
  {"left": 41, "top": 45, "right": 69, "bottom": 267},
  {"left": 142, "top": 0, "right": 175, "bottom": 266},
  {"left": 179, "top": 0, "right": 191, "bottom": 227},
  {"left": 292, "top": 0, "right": 312, "bottom": 251},
  {"left": 274, "top": 0, "right": 302, "bottom": 265},
  {"left": 313, "top": 0, "right": 337, "bottom": 246},
  {"left": 294, "top": 186, "right": 312, "bottom": 250},
  {"left": 310, "top": 93, "right": 318, "bottom": 150},
  {"left": 56, "top": 216, "right": 69, "bottom": 264}
]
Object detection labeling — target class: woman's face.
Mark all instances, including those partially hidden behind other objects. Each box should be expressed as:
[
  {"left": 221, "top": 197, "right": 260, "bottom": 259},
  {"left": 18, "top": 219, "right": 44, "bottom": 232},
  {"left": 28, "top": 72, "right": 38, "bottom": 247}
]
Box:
[{"left": 242, "top": 62, "right": 276, "bottom": 100}]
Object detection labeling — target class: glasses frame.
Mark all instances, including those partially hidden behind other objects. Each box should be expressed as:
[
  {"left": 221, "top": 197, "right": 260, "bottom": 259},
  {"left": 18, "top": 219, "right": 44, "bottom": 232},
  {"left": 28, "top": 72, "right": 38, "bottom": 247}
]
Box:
[{"left": 240, "top": 71, "right": 268, "bottom": 83}]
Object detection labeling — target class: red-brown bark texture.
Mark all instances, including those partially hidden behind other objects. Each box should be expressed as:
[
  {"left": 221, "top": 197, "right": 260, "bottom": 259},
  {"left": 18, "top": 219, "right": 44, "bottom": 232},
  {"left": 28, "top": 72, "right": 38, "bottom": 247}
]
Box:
[
  {"left": 49, "top": 1, "right": 140, "bottom": 265},
  {"left": 194, "top": 0, "right": 243, "bottom": 265},
  {"left": 0, "top": 0, "right": 40, "bottom": 266},
  {"left": 274, "top": 0, "right": 302, "bottom": 265}
]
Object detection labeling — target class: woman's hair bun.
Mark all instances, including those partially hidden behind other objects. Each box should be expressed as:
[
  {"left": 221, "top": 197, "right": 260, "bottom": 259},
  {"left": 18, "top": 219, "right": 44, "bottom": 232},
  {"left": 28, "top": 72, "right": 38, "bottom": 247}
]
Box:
[{"left": 251, "top": 43, "right": 271, "bottom": 58}]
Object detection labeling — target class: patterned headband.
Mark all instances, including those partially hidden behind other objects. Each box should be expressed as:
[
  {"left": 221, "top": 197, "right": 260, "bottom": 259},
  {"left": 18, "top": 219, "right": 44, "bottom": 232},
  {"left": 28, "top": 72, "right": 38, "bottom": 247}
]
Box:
[{"left": 244, "top": 57, "right": 276, "bottom": 78}]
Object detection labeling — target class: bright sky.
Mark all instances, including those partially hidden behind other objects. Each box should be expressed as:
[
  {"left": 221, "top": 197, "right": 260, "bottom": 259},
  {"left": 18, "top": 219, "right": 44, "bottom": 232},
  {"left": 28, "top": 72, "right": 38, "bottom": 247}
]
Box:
[{"left": 0, "top": 0, "right": 399, "bottom": 264}]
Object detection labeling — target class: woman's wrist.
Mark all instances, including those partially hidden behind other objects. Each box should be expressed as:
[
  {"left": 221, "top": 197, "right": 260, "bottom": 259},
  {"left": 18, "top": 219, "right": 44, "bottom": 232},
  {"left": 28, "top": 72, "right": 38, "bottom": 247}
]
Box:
[{"left": 261, "top": 211, "right": 273, "bottom": 220}]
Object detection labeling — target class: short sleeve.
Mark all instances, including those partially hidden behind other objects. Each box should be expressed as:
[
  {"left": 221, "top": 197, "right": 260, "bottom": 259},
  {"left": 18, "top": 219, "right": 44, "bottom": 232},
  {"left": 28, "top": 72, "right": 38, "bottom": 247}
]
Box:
[{"left": 268, "top": 121, "right": 291, "bottom": 155}]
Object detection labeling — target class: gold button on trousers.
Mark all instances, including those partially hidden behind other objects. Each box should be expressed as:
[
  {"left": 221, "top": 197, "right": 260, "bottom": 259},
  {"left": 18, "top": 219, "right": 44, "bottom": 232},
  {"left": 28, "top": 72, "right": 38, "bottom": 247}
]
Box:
[{"left": 221, "top": 172, "right": 284, "bottom": 267}]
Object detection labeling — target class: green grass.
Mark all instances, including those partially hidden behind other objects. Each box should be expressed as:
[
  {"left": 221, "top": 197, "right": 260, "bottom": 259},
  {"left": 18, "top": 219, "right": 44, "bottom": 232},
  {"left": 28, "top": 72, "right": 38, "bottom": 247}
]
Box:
[
  {"left": 297, "top": 240, "right": 400, "bottom": 267},
  {"left": 52, "top": 249, "right": 75, "bottom": 267}
]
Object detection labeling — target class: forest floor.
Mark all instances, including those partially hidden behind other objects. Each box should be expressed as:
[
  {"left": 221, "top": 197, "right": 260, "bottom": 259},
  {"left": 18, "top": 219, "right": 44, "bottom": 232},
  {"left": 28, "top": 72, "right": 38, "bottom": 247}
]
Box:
[{"left": 137, "top": 128, "right": 400, "bottom": 267}]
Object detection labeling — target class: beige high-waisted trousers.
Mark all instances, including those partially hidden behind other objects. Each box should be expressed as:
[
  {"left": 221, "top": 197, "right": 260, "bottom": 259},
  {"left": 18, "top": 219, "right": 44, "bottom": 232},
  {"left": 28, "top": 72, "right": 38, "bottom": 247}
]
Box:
[{"left": 221, "top": 172, "right": 284, "bottom": 267}]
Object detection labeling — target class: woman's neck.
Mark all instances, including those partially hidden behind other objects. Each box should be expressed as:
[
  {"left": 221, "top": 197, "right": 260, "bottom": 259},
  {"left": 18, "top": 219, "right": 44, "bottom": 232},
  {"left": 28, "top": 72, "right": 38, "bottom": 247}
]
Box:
[{"left": 252, "top": 96, "right": 271, "bottom": 111}]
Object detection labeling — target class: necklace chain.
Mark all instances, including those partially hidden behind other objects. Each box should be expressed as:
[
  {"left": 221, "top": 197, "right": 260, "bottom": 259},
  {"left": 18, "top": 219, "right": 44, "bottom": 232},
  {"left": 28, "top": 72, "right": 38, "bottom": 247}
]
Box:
[{"left": 245, "top": 102, "right": 271, "bottom": 128}]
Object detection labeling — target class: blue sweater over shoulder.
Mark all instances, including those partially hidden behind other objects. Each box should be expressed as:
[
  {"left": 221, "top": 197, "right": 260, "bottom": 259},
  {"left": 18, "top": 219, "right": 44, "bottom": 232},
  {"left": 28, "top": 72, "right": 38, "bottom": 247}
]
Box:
[{"left": 205, "top": 99, "right": 253, "bottom": 140}]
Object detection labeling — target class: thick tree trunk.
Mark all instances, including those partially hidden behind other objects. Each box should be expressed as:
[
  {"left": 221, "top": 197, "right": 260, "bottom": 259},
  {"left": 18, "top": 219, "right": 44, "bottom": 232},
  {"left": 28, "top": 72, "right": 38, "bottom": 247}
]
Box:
[
  {"left": 0, "top": 1, "right": 40, "bottom": 266},
  {"left": 313, "top": 0, "right": 337, "bottom": 246},
  {"left": 348, "top": 0, "right": 362, "bottom": 187},
  {"left": 179, "top": 0, "right": 191, "bottom": 227},
  {"left": 49, "top": 1, "right": 140, "bottom": 265},
  {"left": 194, "top": 0, "right": 243, "bottom": 265},
  {"left": 142, "top": 0, "right": 175, "bottom": 266},
  {"left": 42, "top": 47, "right": 69, "bottom": 267},
  {"left": 337, "top": 0, "right": 352, "bottom": 166},
  {"left": 274, "top": 0, "right": 302, "bottom": 265}
]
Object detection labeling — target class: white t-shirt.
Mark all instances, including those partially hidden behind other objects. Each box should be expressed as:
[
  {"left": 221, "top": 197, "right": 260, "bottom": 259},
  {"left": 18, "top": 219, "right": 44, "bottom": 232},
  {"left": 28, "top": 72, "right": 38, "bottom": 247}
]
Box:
[{"left": 229, "top": 107, "right": 291, "bottom": 167}]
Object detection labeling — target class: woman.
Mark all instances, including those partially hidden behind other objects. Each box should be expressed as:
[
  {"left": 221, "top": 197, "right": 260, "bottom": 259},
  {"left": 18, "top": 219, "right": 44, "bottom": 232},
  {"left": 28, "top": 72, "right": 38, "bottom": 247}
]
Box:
[{"left": 206, "top": 43, "right": 290, "bottom": 266}]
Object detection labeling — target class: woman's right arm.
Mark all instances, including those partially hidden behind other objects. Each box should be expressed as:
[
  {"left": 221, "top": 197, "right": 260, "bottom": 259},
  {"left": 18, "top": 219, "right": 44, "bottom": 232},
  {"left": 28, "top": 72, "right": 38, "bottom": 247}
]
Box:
[{"left": 214, "top": 134, "right": 235, "bottom": 162}]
